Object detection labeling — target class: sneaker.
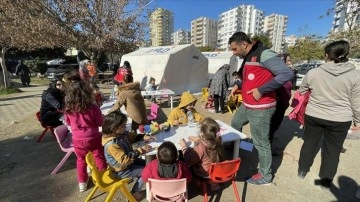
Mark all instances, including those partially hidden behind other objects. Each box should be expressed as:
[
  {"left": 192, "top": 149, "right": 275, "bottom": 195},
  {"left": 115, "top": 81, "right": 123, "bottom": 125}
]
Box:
[
  {"left": 298, "top": 170, "right": 307, "bottom": 179},
  {"left": 246, "top": 173, "right": 271, "bottom": 185},
  {"left": 79, "top": 180, "right": 88, "bottom": 192},
  {"left": 87, "top": 166, "right": 92, "bottom": 176},
  {"left": 314, "top": 178, "right": 332, "bottom": 189}
]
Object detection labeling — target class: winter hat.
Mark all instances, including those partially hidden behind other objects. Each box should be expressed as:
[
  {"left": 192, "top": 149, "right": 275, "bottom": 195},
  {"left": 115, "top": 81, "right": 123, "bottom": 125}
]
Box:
[{"left": 178, "top": 92, "right": 197, "bottom": 109}]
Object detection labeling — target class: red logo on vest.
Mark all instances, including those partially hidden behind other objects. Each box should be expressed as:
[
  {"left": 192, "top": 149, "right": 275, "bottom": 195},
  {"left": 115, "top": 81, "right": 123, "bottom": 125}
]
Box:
[{"left": 251, "top": 56, "right": 257, "bottom": 62}]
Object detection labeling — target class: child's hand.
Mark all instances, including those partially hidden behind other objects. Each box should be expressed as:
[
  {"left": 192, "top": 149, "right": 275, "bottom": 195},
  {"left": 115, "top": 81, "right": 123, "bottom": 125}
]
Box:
[
  {"left": 188, "top": 135, "right": 200, "bottom": 142},
  {"left": 141, "top": 144, "right": 152, "bottom": 153},
  {"left": 179, "top": 139, "right": 186, "bottom": 147},
  {"left": 144, "top": 135, "right": 157, "bottom": 142}
]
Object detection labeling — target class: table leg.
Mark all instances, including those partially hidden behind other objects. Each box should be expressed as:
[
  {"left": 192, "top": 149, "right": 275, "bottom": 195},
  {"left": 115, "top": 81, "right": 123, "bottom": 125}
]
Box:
[
  {"left": 233, "top": 140, "right": 240, "bottom": 159},
  {"left": 170, "top": 96, "right": 173, "bottom": 110}
]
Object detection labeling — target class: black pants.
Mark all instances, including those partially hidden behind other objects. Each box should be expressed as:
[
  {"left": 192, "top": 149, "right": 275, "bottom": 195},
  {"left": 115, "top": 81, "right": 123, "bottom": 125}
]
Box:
[
  {"left": 41, "top": 111, "right": 63, "bottom": 127},
  {"left": 298, "top": 115, "right": 351, "bottom": 180},
  {"left": 213, "top": 94, "right": 225, "bottom": 113},
  {"left": 269, "top": 101, "right": 289, "bottom": 144}
]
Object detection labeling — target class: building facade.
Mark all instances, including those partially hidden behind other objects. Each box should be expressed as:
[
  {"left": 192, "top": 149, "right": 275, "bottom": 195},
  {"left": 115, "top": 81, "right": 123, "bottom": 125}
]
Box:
[
  {"left": 263, "top": 14, "right": 288, "bottom": 53},
  {"left": 332, "top": 0, "right": 359, "bottom": 32},
  {"left": 150, "top": 8, "right": 174, "bottom": 46},
  {"left": 190, "top": 17, "right": 217, "bottom": 48},
  {"left": 171, "top": 29, "right": 191, "bottom": 45}
]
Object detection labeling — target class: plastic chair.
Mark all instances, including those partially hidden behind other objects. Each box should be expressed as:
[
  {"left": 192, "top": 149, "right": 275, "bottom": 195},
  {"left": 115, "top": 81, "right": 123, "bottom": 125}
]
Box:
[
  {"left": 147, "top": 178, "right": 188, "bottom": 202},
  {"left": 51, "top": 125, "right": 74, "bottom": 174},
  {"left": 235, "top": 94, "right": 243, "bottom": 108},
  {"left": 147, "top": 103, "right": 159, "bottom": 121},
  {"left": 226, "top": 95, "right": 238, "bottom": 114},
  {"left": 35, "top": 111, "right": 55, "bottom": 142},
  {"left": 85, "top": 153, "right": 136, "bottom": 202},
  {"left": 201, "top": 158, "right": 241, "bottom": 202},
  {"left": 200, "top": 88, "right": 209, "bottom": 102}
]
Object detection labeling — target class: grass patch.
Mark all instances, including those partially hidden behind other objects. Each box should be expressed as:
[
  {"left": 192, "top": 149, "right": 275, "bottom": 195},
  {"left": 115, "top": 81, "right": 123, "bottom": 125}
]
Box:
[{"left": 0, "top": 87, "right": 22, "bottom": 95}]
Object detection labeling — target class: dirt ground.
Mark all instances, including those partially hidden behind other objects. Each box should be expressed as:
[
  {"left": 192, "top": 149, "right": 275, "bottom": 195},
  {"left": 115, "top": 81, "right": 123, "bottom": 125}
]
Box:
[{"left": 1, "top": 81, "right": 360, "bottom": 202}]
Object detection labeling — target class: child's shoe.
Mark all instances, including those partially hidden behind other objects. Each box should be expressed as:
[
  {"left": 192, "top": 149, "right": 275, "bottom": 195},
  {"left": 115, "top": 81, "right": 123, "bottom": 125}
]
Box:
[
  {"left": 79, "top": 180, "right": 88, "bottom": 192},
  {"left": 132, "top": 191, "right": 145, "bottom": 201}
]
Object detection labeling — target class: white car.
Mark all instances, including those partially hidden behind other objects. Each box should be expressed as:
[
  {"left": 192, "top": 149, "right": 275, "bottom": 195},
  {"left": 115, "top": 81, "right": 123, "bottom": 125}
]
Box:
[
  {"left": 46, "top": 58, "right": 65, "bottom": 65},
  {"left": 295, "top": 73, "right": 305, "bottom": 88}
]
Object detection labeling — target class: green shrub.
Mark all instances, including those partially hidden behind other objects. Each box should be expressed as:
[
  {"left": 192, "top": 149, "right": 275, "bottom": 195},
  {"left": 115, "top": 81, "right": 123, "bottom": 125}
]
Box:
[{"left": 0, "top": 87, "right": 22, "bottom": 95}]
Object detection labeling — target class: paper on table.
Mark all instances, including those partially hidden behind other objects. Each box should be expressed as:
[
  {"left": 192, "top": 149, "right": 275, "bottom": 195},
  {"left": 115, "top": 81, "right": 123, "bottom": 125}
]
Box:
[{"left": 239, "top": 141, "right": 253, "bottom": 152}]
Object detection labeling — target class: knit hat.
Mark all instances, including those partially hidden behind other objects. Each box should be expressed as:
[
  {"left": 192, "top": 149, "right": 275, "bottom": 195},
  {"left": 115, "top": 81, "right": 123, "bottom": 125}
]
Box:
[{"left": 178, "top": 92, "right": 197, "bottom": 109}]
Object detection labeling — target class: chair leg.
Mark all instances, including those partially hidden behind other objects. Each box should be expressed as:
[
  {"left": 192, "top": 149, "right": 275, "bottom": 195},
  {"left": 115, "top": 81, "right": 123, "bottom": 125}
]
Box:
[
  {"left": 232, "top": 181, "right": 241, "bottom": 202},
  {"left": 85, "top": 186, "right": 99, "bottom": 202},
  {"left": 119, "top": 184, "right": 137, "bottom": 202},
  {"left": 51, "top": 151, "right": 73, "bottom": 174},
  {"left": 202, "top": 182, "right": 208, "bottom": 202},
  {"left": 37, "top": 128, "right": 49, "bottom": 142},
  {"left": 105, "top": 187, "right": 117, "bottom": 202},
  {"left": 50, "top": 127, "right": 56, "bottom": 138}
]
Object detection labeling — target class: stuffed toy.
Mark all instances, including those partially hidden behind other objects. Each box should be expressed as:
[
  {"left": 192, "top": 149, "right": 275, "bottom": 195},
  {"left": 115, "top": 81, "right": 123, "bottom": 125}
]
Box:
[{"left": 138, "top": 121, "right": 171, "bottom": 135}]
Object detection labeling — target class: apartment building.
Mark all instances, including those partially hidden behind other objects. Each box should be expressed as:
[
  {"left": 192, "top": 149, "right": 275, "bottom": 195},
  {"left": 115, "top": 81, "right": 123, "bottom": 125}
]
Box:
[
  {"left": 171, "top": 29, "right": 191, "bottom": 45},
  {"left": 263, "top": 14, "right": 288, "bottom": 53},
  {"left": 149, "top": 8, "right": 174, "bottom": 46},
  {"left": 217, "top": 5, "right": 264, "bottom": 49},
  {"left": 332, "top": 0, "right": 359, "bottom": 32},
  {"left": 285, "top": 35, "right": 298, "bottom": 47},
  {"left": 190, "top": 17, "right": 217, "bottom": 48}
]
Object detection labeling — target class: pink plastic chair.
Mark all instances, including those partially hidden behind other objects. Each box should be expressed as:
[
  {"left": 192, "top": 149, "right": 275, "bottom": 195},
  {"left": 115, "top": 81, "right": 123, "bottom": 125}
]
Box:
[
  {"left": 147, "top": 103, "right": 159, "bottom": 121},
  {"left": 51, "top": 125, "right": 74, "bottom": 174},
  {"left": 147, "top": 178, "right": 188, "bottom": 202}
]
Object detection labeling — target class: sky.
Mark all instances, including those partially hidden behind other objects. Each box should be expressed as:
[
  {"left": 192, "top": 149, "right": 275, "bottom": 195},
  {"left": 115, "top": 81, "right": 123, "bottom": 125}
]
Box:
[{"left": 152, "top": 0, "right": 335, "bottom": 37}]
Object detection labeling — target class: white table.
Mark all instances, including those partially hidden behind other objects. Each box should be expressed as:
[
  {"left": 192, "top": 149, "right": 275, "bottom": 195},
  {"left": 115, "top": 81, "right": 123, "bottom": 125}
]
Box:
[
  {"left": 144, "top": 120, "right": 247, "bottom": 162},
  {"left": 99, "top": 101, "right": 132, "bottom": 131},
  {"left": 141, "top": 89, "right": 175, "bottom": 109}
]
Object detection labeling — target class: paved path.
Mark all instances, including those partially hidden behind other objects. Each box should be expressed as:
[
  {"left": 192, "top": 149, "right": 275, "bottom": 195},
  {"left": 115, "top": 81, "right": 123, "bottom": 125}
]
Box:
[{"left": 0, "top": 85, "right": 46, "bottom": 128}]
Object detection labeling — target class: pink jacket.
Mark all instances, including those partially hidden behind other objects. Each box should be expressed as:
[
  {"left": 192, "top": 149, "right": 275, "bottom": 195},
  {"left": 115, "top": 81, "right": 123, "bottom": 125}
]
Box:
[
  {"left": 141, "top": 159, "right": 192, "bottom": 183},
  {"left": 289, "top": 91, "right": 310, "bottom": 125},
  {"left": 65, "top": 103, "right": 103, "bottom": 140}
]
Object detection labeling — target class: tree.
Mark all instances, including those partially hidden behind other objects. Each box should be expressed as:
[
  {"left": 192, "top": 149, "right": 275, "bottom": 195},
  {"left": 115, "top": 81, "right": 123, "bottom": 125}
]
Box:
[
  {"left": 287, "top": 37, "right": 324, "bottom": 63},
  {"left": 0, "top": 0, "right": 152, "bottom": 88},
  {"left": 197, "top": 46, "right": 215, "bottom": 52},
  {"left": 252, "top": 35, "right": 272, "bottom": 49}
]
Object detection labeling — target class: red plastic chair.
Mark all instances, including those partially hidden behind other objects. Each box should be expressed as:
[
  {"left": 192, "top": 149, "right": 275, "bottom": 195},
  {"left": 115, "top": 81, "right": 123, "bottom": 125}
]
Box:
[
  {"left": 147, "top": 178, "right": 188, "bottom": 202},
  {"left": 35, "top": 111, "right": 55, "bottom": 142},
  {"left": 202, "top": 158, "right": 241, "bottom": 202},
  {"left": 147, "top": 103, "right": 159, "bottom": 121},
  {"left": 51, "top": 125, "right": 74, "bottom": 174}
]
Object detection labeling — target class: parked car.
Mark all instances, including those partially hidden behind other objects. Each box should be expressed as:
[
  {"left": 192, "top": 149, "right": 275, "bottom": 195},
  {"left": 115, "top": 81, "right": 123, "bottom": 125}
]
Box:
[
  {"left": 294, "top": 63, "right": 322, "bottom": 88},
  {"left": 46, "top": 64, "right": 79, "bottom": 80}
]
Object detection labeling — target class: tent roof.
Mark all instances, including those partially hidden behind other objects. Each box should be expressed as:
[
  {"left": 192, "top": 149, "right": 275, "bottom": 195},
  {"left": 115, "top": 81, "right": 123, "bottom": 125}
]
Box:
[
  {"left": 126, "top": 44, "right": 193, "bottom": 56},
  {"left": 202, "top": 51, "right": 235, "bottom": 59}
]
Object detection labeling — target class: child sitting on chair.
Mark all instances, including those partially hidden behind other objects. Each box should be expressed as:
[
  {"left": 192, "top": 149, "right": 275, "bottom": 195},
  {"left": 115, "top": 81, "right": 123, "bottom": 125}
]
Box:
[
  {"left": 145, "top": 77, "right": 158, "bottom": 102},
  {"left": 179, "top": 117, "right": 225, "bottom": 191},
  {"left": 92, "top": 84, "right": 105, "bottom": 106},
  {"left": 102, "top": 111, "right": 155, "bottom": 201},
  {"left": 142, "top": 141, "right": 192, "bottom": 183},
  {"left": 167, "top": 92, "right": 204, "bottom": 126}
]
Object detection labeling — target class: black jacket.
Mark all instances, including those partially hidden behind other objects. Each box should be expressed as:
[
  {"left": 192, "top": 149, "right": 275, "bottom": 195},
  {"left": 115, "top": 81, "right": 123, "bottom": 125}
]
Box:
[{"left": 40, "top": 87, "right": 64, "bottom": 118}]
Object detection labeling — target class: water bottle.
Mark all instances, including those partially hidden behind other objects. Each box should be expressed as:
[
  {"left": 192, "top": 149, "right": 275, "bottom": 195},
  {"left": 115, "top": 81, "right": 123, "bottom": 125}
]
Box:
[
  {"left": 110, "top": 89, "right": 115, "bottom": 101},
  {"left": 187, "top": 110, "right": 195, "bottom": 128}
]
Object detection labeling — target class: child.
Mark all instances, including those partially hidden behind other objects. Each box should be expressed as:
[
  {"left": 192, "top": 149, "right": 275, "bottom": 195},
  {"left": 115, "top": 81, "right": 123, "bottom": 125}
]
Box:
[
  {"left": 167, "top": 91, "right": 204, "bottom": 126},
  {"left": 63, "top": 74, "right": 107, "bottom": 192},
  {"left": 145, "top": 77, "right": 158, "bottom": 102},
  {"left": 92, "top": 84, "right": 105, "bottom": 106},
  {"left": 179, "top": 117, "right": 225, "bottom": 191},
  {"left": 141, "top": 141, "right": 192, "bottom": 183},
  {"left": 102, "top": 111, "right": 153, "bottom": 200}
]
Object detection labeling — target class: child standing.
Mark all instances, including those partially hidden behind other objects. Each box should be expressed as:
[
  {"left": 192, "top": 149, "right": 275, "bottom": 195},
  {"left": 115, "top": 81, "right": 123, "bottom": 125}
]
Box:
[
  {"left": 179, "top": 117, "right": 225, "bottom": 191},
  {"left": 92, "top": 84, "right": 105, "bottom": 106},
  {"left": 64, "top": 75, "right": 107, "bottom": 192},
  {"left": 167, "top": 92, "right": 204, "bottom": 126},
  {"left": 142, "top": 141, "right": 192, "bottom": 183},
  {"left": 102, "top": 111, "right": 153, "bottom": 200}
]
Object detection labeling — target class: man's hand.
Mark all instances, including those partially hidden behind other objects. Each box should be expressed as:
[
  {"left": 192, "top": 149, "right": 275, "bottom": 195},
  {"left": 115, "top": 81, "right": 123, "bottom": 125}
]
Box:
[{"left": 247, "top": 88, "right": 262, "bottom": 101}]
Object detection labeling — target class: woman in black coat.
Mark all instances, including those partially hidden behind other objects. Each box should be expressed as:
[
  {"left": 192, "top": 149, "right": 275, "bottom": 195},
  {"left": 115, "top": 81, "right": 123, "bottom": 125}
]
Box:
[{"left": 40, "top": 79, "right": 65, "bottom": 127}]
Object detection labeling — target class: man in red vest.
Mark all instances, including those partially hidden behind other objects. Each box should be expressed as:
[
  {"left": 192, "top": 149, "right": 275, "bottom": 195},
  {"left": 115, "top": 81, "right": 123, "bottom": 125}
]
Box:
[{"left": 228, "top": 32, "right": 294, "bottom": 186}]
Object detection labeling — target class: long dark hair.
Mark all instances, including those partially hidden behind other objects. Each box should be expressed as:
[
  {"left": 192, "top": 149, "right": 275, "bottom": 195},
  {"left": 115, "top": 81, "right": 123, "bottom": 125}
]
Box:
[
  {"left": 64, "top": 75, "right": 94, "bottom": 114},
  {"left": 325, "top": 40, "right": 349, "bottom": 64},
  {"left": 200, "top": 117, "right": 225, "bottom": 163}
]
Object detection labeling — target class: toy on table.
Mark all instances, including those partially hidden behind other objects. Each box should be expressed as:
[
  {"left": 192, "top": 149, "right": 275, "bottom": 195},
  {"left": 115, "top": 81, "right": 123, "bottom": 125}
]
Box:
[{"left": 138, "top": 121, "right": 170, "bottom": 136}]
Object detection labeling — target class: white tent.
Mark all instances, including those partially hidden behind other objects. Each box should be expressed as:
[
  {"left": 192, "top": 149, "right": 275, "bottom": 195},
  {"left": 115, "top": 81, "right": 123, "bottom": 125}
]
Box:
[
  {"left": 121, "top": 44, "right": 208, "bottom": 95},
  {"left": 202, "top": 52, "right": 242, "bottom": 79}
]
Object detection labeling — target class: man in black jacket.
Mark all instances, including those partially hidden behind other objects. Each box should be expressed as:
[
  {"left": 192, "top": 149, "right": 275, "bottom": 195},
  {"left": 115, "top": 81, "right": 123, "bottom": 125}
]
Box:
[{"left": 40, "top": 79, "right": 65, "bottom": 127}]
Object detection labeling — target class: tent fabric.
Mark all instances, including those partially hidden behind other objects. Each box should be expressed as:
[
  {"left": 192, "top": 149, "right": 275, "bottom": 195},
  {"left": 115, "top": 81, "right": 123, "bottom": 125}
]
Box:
[
  {"left": 202, "top": 52, "right": 242, "bottom": 79},
  {"left": 121, "top": 44, "right": 208, "bottom": 95}
]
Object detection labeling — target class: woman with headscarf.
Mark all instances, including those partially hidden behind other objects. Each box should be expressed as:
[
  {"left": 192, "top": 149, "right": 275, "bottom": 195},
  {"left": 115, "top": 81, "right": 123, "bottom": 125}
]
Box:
[{"left": 209, "top": 64, "right": 231, "bottom": 113}]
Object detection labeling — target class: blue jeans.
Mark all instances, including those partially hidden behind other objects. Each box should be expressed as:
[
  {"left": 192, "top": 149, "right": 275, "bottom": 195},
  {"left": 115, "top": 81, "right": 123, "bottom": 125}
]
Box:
[
  {"left": 231, "top": 104, "right": 275, "bottom": 181},
  {"left": 112, "top": 158, "right": 145, "bottom": 192}
]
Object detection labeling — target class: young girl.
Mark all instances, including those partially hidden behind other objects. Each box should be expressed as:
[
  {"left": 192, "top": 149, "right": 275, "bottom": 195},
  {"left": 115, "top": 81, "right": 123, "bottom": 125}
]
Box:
[
  {"left": 179, "top": 117, "right": 225, "bottom": 190},
  {"left": 102, "top": 111, "right": 153, "bottom": 200},
  {"left": 141, "top": 141, "right": 192, "bottom": 183},
  {"left": 63, "top": 74, "right": 107, "bottom": 192}
]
